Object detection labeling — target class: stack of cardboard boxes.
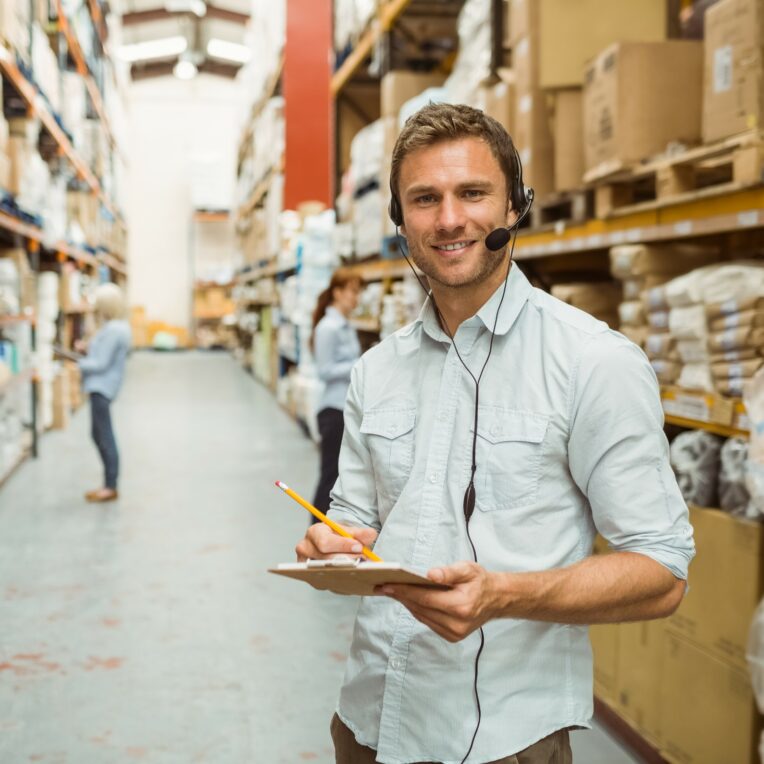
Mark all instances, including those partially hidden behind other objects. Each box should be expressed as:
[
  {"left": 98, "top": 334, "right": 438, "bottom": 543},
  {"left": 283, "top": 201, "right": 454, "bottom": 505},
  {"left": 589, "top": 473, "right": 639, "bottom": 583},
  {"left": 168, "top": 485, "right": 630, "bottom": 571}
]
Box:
[{"left": 593, "top": 506, "right": 764, "bottom": 763}]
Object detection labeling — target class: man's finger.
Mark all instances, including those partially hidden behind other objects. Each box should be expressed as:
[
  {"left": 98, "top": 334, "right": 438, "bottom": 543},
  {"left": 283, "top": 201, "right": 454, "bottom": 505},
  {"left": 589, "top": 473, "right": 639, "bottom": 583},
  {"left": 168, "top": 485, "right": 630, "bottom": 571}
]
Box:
[{"left": 427, "top": 562, "right": 477, "bottom": 585}]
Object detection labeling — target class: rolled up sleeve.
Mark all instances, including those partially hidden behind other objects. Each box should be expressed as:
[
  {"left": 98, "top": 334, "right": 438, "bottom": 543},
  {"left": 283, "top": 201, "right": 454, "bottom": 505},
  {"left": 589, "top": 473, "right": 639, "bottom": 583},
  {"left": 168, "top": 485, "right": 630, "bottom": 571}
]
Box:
[
  {"left": 568, "top": 335, "right": 695, "bottom": 580},
  {"left": 327, "top": 360, "right": 382, "bottom": 532}
]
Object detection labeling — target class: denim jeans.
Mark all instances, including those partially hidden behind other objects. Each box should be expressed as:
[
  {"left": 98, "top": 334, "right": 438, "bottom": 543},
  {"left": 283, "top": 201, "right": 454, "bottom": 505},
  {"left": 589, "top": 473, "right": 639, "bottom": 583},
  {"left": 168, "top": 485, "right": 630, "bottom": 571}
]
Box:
[{"left": 90, "top": 392, "right": 119, "bottom": 490}]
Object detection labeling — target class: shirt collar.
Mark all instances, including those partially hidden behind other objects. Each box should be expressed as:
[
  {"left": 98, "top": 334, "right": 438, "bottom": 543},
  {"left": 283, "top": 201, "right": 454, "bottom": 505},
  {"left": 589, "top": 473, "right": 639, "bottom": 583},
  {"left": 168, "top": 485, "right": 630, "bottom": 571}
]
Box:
[
  {"left": 411, "top": 264, "right": 533, "bottom": 342},
  {"left": 326, "top": 306, "right": 349, "bottom": 325}
]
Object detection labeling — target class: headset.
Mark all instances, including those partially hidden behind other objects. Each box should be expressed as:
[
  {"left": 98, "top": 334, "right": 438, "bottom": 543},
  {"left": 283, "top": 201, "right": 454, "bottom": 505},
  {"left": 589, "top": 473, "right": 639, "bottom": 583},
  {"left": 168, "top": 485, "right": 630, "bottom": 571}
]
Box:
[{"left": 388, "top": 140, "right": 534, "bottom": 764}]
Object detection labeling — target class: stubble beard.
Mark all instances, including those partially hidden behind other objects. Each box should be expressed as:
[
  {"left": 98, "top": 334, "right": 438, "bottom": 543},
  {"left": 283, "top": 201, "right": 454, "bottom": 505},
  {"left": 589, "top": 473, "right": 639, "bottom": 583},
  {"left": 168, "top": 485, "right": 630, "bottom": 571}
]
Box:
[{"left": 408, "top": 238, "right": 508, "bottom": 289}]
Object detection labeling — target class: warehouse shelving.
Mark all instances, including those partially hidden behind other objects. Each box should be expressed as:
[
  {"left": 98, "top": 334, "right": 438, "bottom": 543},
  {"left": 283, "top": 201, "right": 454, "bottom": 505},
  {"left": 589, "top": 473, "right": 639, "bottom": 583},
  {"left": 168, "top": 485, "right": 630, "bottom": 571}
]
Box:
[
  {"left": 53, "top": 0, "right": 123, "bottom": 162},
  {"left": 0, "top": 44, "right": 126, "bottom": 226},
  {"left": 331, "top": 0, "right": 423, "bottom": 96},
  {"left": 237, "top": 55, "right": 284, "bottom": 166},
  {"left": 0, "top": 210, "right": 125, "bottom": 274}
]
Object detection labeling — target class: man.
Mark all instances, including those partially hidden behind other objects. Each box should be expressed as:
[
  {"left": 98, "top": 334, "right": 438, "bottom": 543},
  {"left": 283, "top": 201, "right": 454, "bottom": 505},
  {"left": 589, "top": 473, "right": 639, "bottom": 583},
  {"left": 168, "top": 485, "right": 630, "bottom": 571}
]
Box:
[{"left": 297, "top": 103, "right": 694, "bottom": 764}]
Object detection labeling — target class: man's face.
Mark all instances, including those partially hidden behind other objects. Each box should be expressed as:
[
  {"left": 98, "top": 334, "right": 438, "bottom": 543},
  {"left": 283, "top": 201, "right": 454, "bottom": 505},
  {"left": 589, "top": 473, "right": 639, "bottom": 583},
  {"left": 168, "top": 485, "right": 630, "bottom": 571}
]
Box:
[{"left": 398, "top": 137, "right": 514, "bottom": 290}]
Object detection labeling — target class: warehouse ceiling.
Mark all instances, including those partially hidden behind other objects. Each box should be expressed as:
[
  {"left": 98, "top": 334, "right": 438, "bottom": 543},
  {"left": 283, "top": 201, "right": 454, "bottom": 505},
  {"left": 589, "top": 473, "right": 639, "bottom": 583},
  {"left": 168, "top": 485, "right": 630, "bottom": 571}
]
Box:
[{"left": 110, "top": 0, "right": 251, "bottom": 80}]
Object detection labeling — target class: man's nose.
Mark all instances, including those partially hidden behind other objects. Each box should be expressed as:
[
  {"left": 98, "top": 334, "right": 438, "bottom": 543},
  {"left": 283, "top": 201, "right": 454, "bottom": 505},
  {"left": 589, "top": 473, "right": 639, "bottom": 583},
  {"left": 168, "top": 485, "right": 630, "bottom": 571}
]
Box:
[{"left": 435, "top": 195, "right": 467, "bottom": 232}]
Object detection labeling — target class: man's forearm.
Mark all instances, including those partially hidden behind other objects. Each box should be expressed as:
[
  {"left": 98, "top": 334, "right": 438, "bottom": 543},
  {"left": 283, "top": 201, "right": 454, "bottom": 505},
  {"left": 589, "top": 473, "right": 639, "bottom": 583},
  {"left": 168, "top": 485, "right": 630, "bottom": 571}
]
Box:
[{"left": 489, "top": 551, "right": 685, "bottom": 625}]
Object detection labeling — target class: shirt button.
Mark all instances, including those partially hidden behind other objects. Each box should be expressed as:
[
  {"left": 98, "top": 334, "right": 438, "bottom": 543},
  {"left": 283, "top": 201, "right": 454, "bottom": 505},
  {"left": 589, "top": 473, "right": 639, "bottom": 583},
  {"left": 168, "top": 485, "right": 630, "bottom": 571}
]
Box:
[
  {"left": 429, "top": 473, "right": 438, "bottom": 484},
  {"left": 387, "top": 426, "right": 395, "bottom": 435},
  {"left": 390, "top": 658, "right": 402, "bottom": 670}
]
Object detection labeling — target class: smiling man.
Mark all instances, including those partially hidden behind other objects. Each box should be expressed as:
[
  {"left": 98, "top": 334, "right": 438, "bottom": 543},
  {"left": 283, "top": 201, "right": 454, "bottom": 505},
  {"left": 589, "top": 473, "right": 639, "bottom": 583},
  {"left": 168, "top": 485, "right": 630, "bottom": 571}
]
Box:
[{"left": 296, "top": 103, "right": 694, "bottom": 764}]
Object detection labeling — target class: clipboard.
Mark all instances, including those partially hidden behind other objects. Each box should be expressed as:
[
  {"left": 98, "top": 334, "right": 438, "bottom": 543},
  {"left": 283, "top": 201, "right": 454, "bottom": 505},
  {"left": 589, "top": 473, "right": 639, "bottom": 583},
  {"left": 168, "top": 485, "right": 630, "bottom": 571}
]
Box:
[
  {"left": 268, "top": 557, "right": 452, "bottom": 596},
  {"left": 53, "top": 345, "right": 83, "bottom": 362}
]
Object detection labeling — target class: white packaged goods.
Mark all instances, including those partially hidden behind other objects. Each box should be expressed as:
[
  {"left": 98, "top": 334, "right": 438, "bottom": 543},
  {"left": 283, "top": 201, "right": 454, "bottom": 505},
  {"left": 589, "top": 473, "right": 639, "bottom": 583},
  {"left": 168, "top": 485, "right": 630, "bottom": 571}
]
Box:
[
  {"left": 677, "top": 362, "right": 715, "bottom": 392},
  {"left": 744, "top": 368, "right": 764, "bottom": 519},
  {"left": 670, "top": 430, "right": 724, "bottom": 507},
  {"left": 609, "top": 244, "right": 719, "bottom": 279},
  {"left": 651, "top": 359, "right": 681, "bottom": 384},
  {"left": 677, "top": 339, "right": 710, "bottom": 364},
  {"left": 444, "top": 0, "right": 492, "bottom": 105},
  {"left": 665, "top": 262, "right": 764, "bottom": 307},
  {"left": 669, "top": 304, "right": 707, "bottom": 341},
  {"left": 31, "top": 24, "right": 61, "bottom": 112},
  {"left": 333, "top": 0, "right": 377, "bottom": 53},
  {"left": 398, "top": 88, "right": 449, "bottom": 129},
  {"left": 349, "top": 120, "right": 384, "bottom": 192},
  {"left": 353, "top": 189, "right": 383, "bottom": 258},
  {"left": 645, "top": 333, "right": 677, "bottom": 360},
  {"left": 617, "top": 301, "right": 645, "bottom": 327}
]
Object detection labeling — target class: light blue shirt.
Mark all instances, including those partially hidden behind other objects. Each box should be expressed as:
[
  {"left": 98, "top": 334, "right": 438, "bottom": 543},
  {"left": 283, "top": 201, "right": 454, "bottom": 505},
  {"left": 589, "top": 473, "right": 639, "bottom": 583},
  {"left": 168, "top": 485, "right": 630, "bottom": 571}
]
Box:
[
  {"left": 78, "top": 319, "right": 131, "bottom": 401},
  {"left": 314, "top": 306, "right": 361, "bottom": 413},
  {"left": 327, "top": 265, "right": 694, "bottom": 764}
]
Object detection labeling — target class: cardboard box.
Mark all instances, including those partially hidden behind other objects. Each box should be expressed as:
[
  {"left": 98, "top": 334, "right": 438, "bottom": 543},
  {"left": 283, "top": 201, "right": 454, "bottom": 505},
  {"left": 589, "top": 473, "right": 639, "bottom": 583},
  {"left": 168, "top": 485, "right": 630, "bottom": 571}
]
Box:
[
  {"left": 616, "top": 620, "right": 665, "bottom": 746},
  {"left": 552, "top": 88, "right": 584, "bottom": 191},
  {"left": 514, "top": 87, "right": 555, "bottom": 200},
  {"left": 508, "top": 0, "right": 667, "bottom": 87},
  {"left": 51, "top": 370, "right": 70, "bottom": 430},
  {"left": 484, "top": 69, "right": 516, "bottom": 136},
  {"left": 550, "top": 282, "right": 621, "bottom": 319},
  {"left": 702, "top": 0, "right": 764, "bottom": 143},
  {"left": 590, "top": 623, "right": 619, "bottom": 705},
  {"left": 584, "top": 42, "right": 703, "bottom": 175},
  {"left": 381, "top": 71, "right": 447, "bottom": 119},
  {"left": 0, "top": 151, "right": 10, "bottom": 191},
  {"left": 659, "top": 632, "right": 760, "bottom": 764},
  {"left": 668, "top": 505, "right": 764, "bottom": 671}
]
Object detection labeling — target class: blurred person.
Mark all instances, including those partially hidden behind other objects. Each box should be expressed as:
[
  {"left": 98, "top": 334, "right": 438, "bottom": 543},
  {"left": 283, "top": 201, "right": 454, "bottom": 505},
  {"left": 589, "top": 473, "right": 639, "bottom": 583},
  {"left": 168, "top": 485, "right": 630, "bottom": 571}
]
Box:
[
  {"left": 78, "top": 283, "right": 131, "bottom": 503},
  {"left": 310, "top": 268, "right": 362, "bottom": 522}
]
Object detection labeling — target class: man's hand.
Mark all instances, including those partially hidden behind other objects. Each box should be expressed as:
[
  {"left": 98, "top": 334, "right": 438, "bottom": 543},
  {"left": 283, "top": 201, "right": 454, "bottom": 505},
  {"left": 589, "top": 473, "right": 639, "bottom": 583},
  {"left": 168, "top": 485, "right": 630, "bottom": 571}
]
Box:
[
  {"left": 377, "top": 561, "right": 504, "bottom": 643},
  {"left": 295, "top": 522, "right": 379, "bottom": 562}
]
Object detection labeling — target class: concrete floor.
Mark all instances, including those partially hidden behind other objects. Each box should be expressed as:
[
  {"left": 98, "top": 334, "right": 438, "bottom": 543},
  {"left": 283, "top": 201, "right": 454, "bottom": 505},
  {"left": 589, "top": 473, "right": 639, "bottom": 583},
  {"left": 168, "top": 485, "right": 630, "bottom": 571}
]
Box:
[{"left": 0, "top": 351, "right": 644, "bottom": 763}]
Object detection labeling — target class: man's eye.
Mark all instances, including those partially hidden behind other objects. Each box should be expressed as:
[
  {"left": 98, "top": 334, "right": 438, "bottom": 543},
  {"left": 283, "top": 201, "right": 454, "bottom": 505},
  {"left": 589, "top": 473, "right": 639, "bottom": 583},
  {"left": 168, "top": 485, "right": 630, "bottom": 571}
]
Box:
[
  {"left": 464, "top": 189, "right": 484, "bottom": 199},
  {"left": 416, "top": 195, "right": 436, "bottom": 204}
]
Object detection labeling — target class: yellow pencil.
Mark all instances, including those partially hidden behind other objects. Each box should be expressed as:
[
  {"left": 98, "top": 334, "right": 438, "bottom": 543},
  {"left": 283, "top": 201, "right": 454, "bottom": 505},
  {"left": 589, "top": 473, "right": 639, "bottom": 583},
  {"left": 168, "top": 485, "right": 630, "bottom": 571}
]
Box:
[{"left": 275, "top": 480, "right": 383, "bottom": 562}]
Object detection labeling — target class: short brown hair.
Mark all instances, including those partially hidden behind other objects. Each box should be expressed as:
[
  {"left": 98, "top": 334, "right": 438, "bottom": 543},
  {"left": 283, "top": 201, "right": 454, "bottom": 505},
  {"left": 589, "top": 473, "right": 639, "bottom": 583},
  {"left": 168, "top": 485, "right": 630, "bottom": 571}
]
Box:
[{"left": 389, "top": 102, "right": 520, "bottom": 216}]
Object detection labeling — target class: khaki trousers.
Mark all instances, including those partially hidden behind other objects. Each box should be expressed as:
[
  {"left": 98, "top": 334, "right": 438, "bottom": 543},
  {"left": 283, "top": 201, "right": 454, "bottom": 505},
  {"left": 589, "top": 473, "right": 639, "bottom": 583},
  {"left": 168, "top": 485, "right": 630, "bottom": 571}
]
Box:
[{"left": 330, "top": 714, "right": 573, "bottom": 764}]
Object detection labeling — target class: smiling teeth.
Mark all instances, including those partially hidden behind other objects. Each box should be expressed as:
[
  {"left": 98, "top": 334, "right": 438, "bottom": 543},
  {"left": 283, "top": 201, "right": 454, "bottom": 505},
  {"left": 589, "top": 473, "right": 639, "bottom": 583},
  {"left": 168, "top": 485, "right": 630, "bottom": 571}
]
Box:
[{"left": 439, "top": 241, "right": 470, "bottom": 251}]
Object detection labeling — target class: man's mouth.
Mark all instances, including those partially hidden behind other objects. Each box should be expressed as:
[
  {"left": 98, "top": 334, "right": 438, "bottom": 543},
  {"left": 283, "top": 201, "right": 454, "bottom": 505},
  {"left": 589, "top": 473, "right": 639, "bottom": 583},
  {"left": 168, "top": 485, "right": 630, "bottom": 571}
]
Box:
[{"left": 432, "top": 240, "right": 475, "bottom": 254}]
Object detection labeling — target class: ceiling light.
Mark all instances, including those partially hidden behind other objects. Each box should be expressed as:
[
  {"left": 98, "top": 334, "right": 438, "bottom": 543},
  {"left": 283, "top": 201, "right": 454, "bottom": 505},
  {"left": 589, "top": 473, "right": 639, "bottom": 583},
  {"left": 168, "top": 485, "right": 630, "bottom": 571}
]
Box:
[
  {"left": 173, "top": 58, "right": 198, "bottom": 80},
  {"left": 117, "top": 36, "right": 187, "bottom": 63},
  {"left": 206, "top": 38, "right": 251, "bottom": 64}
]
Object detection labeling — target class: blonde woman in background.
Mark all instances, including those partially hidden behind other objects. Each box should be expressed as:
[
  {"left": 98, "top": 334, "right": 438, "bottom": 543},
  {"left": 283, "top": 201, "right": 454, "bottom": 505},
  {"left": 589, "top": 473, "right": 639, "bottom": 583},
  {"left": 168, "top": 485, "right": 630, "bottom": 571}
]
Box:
[
  {"left": 77, "top": 283, "right": 132, "bottom": 503},
  {"left": 310, "top": 268, "right": 362, "bottom": 521}
]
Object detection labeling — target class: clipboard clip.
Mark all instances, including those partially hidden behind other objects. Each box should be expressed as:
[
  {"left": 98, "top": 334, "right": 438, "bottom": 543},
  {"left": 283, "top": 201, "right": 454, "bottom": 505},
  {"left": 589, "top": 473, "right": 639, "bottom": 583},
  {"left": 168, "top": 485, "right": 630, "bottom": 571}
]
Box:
[{"left": 306, "top": 556, "right": 363, "bottom": 569}]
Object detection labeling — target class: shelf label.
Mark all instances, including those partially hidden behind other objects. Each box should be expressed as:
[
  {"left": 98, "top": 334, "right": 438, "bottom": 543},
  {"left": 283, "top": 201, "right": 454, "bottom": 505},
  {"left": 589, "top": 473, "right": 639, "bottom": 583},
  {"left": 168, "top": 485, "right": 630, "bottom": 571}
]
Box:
[
  {"left": 738, "top": 211, "right": 758, "bottom": 227},
  {"left": 663, "top": 394, "right": 711, "bottom": 423},
  {"left": 673, "top": 221, "right": 693, "bottom": 236},
  {"left": 625, "top": 227, "right": 643, "bottom": 242}
]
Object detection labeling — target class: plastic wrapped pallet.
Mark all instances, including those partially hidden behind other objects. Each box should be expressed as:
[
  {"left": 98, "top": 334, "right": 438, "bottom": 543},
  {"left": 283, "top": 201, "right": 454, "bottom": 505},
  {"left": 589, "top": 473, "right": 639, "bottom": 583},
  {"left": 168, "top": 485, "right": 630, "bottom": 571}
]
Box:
[
  {"left": 719, "top": 438, "right": 750, "bottom": 516},
  {"left": 349, "top": 119, "right": 385, "bottom": 193},
  {"left": 709, "top": 309, "right": 764, "bottom": 333},
  {"left": 645, "top": 333, "right": 678, "bottom": 361},
  {"left": 707, "top": 296, "right": 764, "bottom": 322},
  {"left": 669, "top": 429, "right": 724, "bottom": 507},
  {"left": 666, "top": 262, "right": 764, "bottom": 308},
  {"left": 744, "top": 368, "right": 764, "bottom": 519}
]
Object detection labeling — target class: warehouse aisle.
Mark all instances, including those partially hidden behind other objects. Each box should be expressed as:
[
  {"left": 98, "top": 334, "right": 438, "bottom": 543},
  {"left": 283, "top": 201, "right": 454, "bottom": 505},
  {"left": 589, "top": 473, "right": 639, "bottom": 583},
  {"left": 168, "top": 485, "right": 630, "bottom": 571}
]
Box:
[{"left": 0, "top": 352, "right": 641, "bottom": 764}]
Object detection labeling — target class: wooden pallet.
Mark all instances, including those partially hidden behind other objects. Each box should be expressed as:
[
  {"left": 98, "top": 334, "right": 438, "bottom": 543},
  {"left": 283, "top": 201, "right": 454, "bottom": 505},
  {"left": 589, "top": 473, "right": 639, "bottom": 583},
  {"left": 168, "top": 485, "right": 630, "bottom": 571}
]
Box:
[
  {"left": 530, "top": 189, "right": 594, "bottom": 229},
  {"left": 586, "top": 131, "right": 764, "bottom": 219}
]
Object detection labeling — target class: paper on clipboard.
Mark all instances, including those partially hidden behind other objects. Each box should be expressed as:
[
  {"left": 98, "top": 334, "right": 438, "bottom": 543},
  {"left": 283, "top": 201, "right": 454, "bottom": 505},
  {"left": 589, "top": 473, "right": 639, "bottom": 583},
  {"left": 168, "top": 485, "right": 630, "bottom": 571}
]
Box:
[{"left": 268, "top": 557, "right": 452, "bottom": 596}]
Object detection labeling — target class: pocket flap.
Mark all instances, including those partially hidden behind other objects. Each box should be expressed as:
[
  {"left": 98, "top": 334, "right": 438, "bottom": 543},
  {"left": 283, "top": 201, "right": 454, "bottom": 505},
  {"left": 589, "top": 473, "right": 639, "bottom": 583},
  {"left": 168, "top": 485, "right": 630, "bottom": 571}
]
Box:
[
  {"left": 474, "top": 409, "right": 549, "bottom": 445},
  {"left": 360, "top": 409, "right": 416, "bottom": 440}
]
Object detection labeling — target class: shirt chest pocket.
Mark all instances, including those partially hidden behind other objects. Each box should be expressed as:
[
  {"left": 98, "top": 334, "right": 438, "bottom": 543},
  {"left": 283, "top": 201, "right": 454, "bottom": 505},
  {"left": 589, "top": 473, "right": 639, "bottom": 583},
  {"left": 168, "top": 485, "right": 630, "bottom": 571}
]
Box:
[
  {"left": 360, "top": 409, "right": 416, "bottom": 502},
  {"left": 469, "top": 409, "right": 549, "bottom": 511}
]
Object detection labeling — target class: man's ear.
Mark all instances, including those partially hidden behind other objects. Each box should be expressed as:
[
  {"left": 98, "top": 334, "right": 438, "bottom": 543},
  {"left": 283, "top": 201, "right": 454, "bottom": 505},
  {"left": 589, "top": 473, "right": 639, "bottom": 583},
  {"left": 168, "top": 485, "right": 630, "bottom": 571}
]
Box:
[{"left": 506, "top": 208, "right": 518, "bottom": 228}]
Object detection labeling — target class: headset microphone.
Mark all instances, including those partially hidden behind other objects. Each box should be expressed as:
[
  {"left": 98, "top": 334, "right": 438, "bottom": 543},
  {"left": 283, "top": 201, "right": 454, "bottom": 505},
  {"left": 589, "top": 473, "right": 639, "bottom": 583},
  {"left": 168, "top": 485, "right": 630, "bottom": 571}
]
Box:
[{"left": 484, "top": 187, "right": 535, "bottom": 252}]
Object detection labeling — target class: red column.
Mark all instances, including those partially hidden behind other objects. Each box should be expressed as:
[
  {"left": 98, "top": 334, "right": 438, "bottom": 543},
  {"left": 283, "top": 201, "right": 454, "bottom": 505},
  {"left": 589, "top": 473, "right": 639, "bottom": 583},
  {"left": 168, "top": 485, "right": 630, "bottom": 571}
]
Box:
[{"left": 284, "top": 0, "right": 333, "bottom": 209}]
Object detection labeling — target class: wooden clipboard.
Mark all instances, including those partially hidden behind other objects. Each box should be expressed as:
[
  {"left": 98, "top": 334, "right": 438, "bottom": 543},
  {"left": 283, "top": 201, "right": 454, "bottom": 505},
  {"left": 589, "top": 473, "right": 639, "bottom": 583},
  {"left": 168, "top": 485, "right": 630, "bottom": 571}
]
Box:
[{"left": 268, "top": 558, "right": 451, "bottom": 596}]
